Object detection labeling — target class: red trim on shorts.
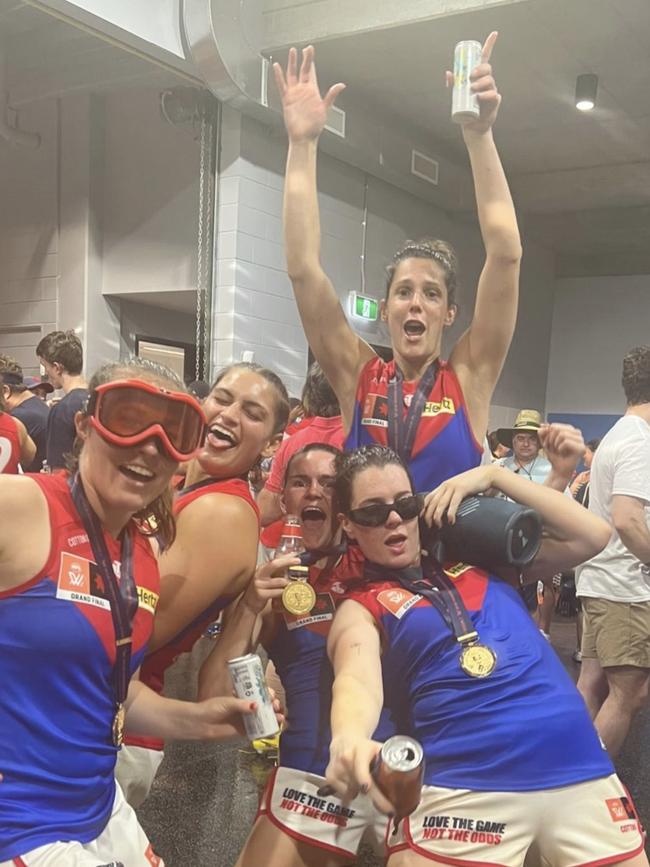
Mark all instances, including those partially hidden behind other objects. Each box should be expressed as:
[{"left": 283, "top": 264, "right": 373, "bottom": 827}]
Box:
[
  {"left": 255, "top": 766, "right": 356, "bottom": 859},
  {"left": 13, "top": 859, "right": 29, "bottom": 866},
  {"left": 385, "top": 818, "right": 509, "bottom": 867},
  {"left": 574, "top": 838, "right": 645, "bottom": 867}
]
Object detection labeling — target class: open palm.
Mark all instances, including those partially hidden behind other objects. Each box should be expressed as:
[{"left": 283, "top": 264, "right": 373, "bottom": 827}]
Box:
[{"left": 274, "top": 45, "right": 345, "bottom": 142}]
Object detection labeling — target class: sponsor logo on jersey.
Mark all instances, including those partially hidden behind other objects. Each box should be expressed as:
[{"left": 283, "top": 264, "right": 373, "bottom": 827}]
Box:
[
  {"left": 361, "top": 393, "right": 389, "bottom": 428},
  {"left": 285, "top": 593, "right": 335, "bottom": 630},
  {"left": 444, "top": 562, "right": 472, "bottom": 579},
  {"left": 421, "top": 397, "right": 456, "bottom": 417},
  {"left": 606, "top": 797, "right": 636, "bottom": 822},
  {"left": 377, "top": 588, "right": 422, "bottom": 619},
  {"left": 67, "top": 533, "right": 89, "bottom": 548},
  {"left": 57, "top": 551, "right": 110, "bottom": 610},
  {"left": 330, "top": 581, "right": 346, "bottom": 595},
  {"left": 137, "top": 586, "right": 159, "bottom": 614}
]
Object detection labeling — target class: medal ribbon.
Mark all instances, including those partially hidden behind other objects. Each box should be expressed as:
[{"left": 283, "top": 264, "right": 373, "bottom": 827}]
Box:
[
  {"left": 364, "top": 557, "right": 478, "bottom": 646},
  {"left": 68, "top": 473, "right": 137, "bottom": 725},
  {"left": 387, "top": 360, "right": 439, "bottom": 463}
]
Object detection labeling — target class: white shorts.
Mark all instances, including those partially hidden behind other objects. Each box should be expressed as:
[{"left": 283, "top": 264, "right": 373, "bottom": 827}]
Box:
[
  {"left": 1, "top": 783, "right": 164, "bottom": 867},
  {"left": 259, "top": 766, "right": 388, "bottom": 858},
  {"left": 387, "top": 774, "right": 645, "bottom": 867},
  {"left": 115, "top": 744, "right": 165, "bottom": 809}
]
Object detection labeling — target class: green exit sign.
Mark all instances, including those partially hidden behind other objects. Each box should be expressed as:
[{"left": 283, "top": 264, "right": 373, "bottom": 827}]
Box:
[{"left": 351, "top": 293, "right": 379, "bottom": 321}]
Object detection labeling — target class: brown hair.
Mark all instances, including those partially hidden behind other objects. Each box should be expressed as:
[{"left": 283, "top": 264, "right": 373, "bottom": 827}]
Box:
[
  {"left": 385, "top": 238, "right": 459, "bottom": 309},
  {"left": 36, "top": 330, "right": 83, "bottom": 375},
  {"left": 334, "top": 445, "right": 413, "bottom": 515},
  {"left": 622, "top": 347, "right": 650, "bottom": 406},
  {"left": 70, "top": 356, "right": 186, "bottom": 548},
  {"left": 300, "top": 362, "right": 340, "bottom": 418},
  {"left": 211, "top": 362, "right": 290, "bottom": 435}
]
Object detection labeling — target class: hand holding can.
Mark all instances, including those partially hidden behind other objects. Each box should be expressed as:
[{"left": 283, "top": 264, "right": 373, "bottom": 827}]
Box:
[
  {"left": 227, "top": 653, "right": 281, "bottom": 741},
  {"left": 449, "top": 32, "right": 501, "bottom": 133},
  {"left": 370, "top": 735, "right": 424, "bottom": 822}
]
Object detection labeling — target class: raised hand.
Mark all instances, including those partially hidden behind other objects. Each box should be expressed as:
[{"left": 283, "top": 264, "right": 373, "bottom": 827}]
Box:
[
  {"left": 273, "top": 45, "right": 346, "bottom": 143},
  {"left": 539, "top": 423, "right": 586, "bottom": 482},
  {"left": 446, "top": 31, "right": 501, "bottom": 134}
]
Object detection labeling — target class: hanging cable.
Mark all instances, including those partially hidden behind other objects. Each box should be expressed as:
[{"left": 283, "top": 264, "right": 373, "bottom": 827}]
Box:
[{"left": 360, "top": 174, "right": 369, "bottom": 295}]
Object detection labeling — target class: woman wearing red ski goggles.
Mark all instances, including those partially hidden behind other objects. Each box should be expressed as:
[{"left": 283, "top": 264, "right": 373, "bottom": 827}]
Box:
[{"left": 86, "top": 379, "right": 206, "bottom": 463}]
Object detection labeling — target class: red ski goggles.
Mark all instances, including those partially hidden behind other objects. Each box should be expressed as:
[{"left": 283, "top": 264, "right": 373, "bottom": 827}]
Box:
[{"left": 87, "top": 379, "right": 206, "bottom": 462}]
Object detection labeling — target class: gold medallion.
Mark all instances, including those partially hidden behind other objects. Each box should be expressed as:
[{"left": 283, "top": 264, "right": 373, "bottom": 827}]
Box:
[
  {"left": 112, "top": 703, "right": 126, "bottom": 747},
  {"left": 459, "top": 643, "right": 497, "bottom": 678},
  {"left": 282, "top": 580, "right": 317, "bottom": 616}
]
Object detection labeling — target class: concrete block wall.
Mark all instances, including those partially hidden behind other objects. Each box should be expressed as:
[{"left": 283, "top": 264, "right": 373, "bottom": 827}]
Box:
[{"left": 213, "top": 107, "right": 557, "bottom": 412}]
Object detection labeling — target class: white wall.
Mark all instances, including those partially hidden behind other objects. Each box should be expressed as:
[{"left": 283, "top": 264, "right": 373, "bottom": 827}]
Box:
[
  {"left": 546, "top": 274, "right": 650, "bottom": 415},
  {"left": 213, "top": 107, "right": 557, "bottom": 407},
  {"left": 101, "top": 88, "right": 200, "bottom": 301},
  {"left": 0, "top": 99, "right": 58, "bottom": 376}
]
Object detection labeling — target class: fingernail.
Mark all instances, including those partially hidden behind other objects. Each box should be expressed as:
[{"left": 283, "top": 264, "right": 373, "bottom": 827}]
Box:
[
  {"left": 361, "top": 783, "right": 369, "bottom": 794},
  {"left": 249, "top": 702, "right": 257, "bottom": 711}
]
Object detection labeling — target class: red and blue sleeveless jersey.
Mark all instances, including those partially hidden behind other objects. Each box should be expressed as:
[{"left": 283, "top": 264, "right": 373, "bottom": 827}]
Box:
[
  {"left": 345, "top": 358, "right": 482, "bottom": 492},
  {"left": 0, "top": 473, "right": 160, "bottom": 861},
  {"left": 347, "top": 564, "right": 613, "bottom": 792},
  {"left": 126, "top": 477, "right": 259, "bottom": 751},
  {"left": 268, "top": 547, "right": 395, "bottom": 776},
  {"left": 0, "top": 411, "right": 22, "bottom": 474}
]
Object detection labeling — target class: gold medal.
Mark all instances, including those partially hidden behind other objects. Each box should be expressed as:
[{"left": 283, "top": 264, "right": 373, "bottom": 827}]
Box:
[
  {"left": 282, "top": 580, "right": 316, "bottom": 616},
  {"left": 459, "top": 643, "right": 497, "bottom": 678},
  {"left": 112, "top": 703, "right": 126, "bottom": 747}
]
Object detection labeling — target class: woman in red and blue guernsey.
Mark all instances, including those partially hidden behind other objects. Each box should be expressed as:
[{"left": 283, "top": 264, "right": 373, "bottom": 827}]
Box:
[
  {"left": 325, "top": 445, "right": 647, "bottom": 867},
  {"left": 0, "top": 359, "right": 263, "bottom": 867},
  {"left": 275, "top": 36, "right": 520, "bottom": 493},
  {"left": 117, "top": 362, "right": 290, "bottom": 807}
]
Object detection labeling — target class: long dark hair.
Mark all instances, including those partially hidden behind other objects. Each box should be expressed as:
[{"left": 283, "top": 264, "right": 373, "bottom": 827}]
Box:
[{"left": 69, "top": 357, "right": 186, "bottom": 548}]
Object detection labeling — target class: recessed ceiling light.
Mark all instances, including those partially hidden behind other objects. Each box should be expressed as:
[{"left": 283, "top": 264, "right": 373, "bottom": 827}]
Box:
[{"left": 575, "top": 74, "right": 598, "bottom": 112}]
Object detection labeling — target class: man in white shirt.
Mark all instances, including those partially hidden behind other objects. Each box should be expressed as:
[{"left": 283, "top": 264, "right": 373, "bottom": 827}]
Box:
[{"left": 577, "top": 346, "right": 650, "bottom": 756}]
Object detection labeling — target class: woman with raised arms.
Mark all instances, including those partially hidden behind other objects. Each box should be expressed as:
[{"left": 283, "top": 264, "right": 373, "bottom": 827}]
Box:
[{"left": 275, "top": 35, "right": 521, "bottom": 492}]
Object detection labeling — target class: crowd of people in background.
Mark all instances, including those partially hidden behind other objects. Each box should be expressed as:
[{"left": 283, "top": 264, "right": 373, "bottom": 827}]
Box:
[{"left": 1, "top": 38, "right": 649, "bottom": 867}]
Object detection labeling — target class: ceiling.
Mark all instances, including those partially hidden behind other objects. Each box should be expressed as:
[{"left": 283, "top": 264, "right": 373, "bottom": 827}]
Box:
[
  {"left": 0, "top": 0, "right": 187, "bottom": 105},
  {"left": 1, "top": 0, "right": 649, "bottom": 270},
  {"left": 268, "top": 0, "right": 650, "bottom": 264}
]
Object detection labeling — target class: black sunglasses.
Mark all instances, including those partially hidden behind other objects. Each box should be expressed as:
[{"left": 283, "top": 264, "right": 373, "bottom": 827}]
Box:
[{"left": 348, "top": 494, "right": 423, "bottom": 528}]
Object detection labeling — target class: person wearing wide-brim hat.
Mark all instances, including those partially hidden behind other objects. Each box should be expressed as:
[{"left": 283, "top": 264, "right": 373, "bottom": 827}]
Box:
[
  {"left": 496, "top": 409, "right": 543, "bottom": 450},
  {"left": 495, "top": 409, "right": 555, "bottom": 628}
]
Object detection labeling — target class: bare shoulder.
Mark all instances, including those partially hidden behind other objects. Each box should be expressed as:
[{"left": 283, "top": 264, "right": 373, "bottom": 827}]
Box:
[{"left": 0, "top": 475, "right": 51, "bottom": 591}]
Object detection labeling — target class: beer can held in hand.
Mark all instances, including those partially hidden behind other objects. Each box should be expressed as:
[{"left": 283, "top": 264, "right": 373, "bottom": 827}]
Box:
[
  {"left": 227, "top": 653, "right": 280, "bottom": 741},
  {"left": 451, "top": 40, "right": 482, "bottom": 123},
  {"left": 371, "top": 735, "right": 424, "bottom": 820}
]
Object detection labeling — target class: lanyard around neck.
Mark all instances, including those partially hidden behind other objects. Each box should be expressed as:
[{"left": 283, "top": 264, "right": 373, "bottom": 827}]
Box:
[
  {"left": 387, "top": 361, "right": 439, "bottom": 462},
  {"left": 68, "top": 473, "right": 137, "bottom": 709}
]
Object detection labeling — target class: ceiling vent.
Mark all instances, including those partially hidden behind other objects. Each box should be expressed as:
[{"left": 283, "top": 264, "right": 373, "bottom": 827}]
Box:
[
  {"left": 325, "top": 104, "right": 346, "bottom": 138},
  {"left": 411, "top": 149, "right": 439, "bottom": 186}
]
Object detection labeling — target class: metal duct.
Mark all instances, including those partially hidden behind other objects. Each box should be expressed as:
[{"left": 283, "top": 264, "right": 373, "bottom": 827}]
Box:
[{"left": 182, "top": 0, "right": 269, "bottom": 114}]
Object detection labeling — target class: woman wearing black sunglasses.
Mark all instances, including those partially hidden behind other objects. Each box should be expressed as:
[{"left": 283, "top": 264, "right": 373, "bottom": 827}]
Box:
[
  {"left": 0, "top": 359, "right": 274, "bottom": 867},
  {"left": 323, "top": 445, "right": 647, "bottom": 867}
]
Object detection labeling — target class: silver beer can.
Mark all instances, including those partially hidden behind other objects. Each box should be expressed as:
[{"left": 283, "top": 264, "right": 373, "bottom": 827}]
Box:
[
  {"left": 371, "top": 735, "right": 424, "bottom": 821},
  {"left": 451, "top": 40, "right": 482, "bottom": 123},
  {"left": 227, "top": 653, "right": 280, "bottom": 741}
]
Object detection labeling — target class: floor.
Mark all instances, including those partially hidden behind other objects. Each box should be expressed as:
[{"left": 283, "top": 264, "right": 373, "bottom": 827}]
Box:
[{"left": 138, "top": 615, "right": 650, "bottom": 866}]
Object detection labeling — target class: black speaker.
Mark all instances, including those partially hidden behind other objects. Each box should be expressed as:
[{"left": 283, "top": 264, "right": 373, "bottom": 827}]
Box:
[{"left": 421, "top": 495, "right": 542, "bottom": 572}]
